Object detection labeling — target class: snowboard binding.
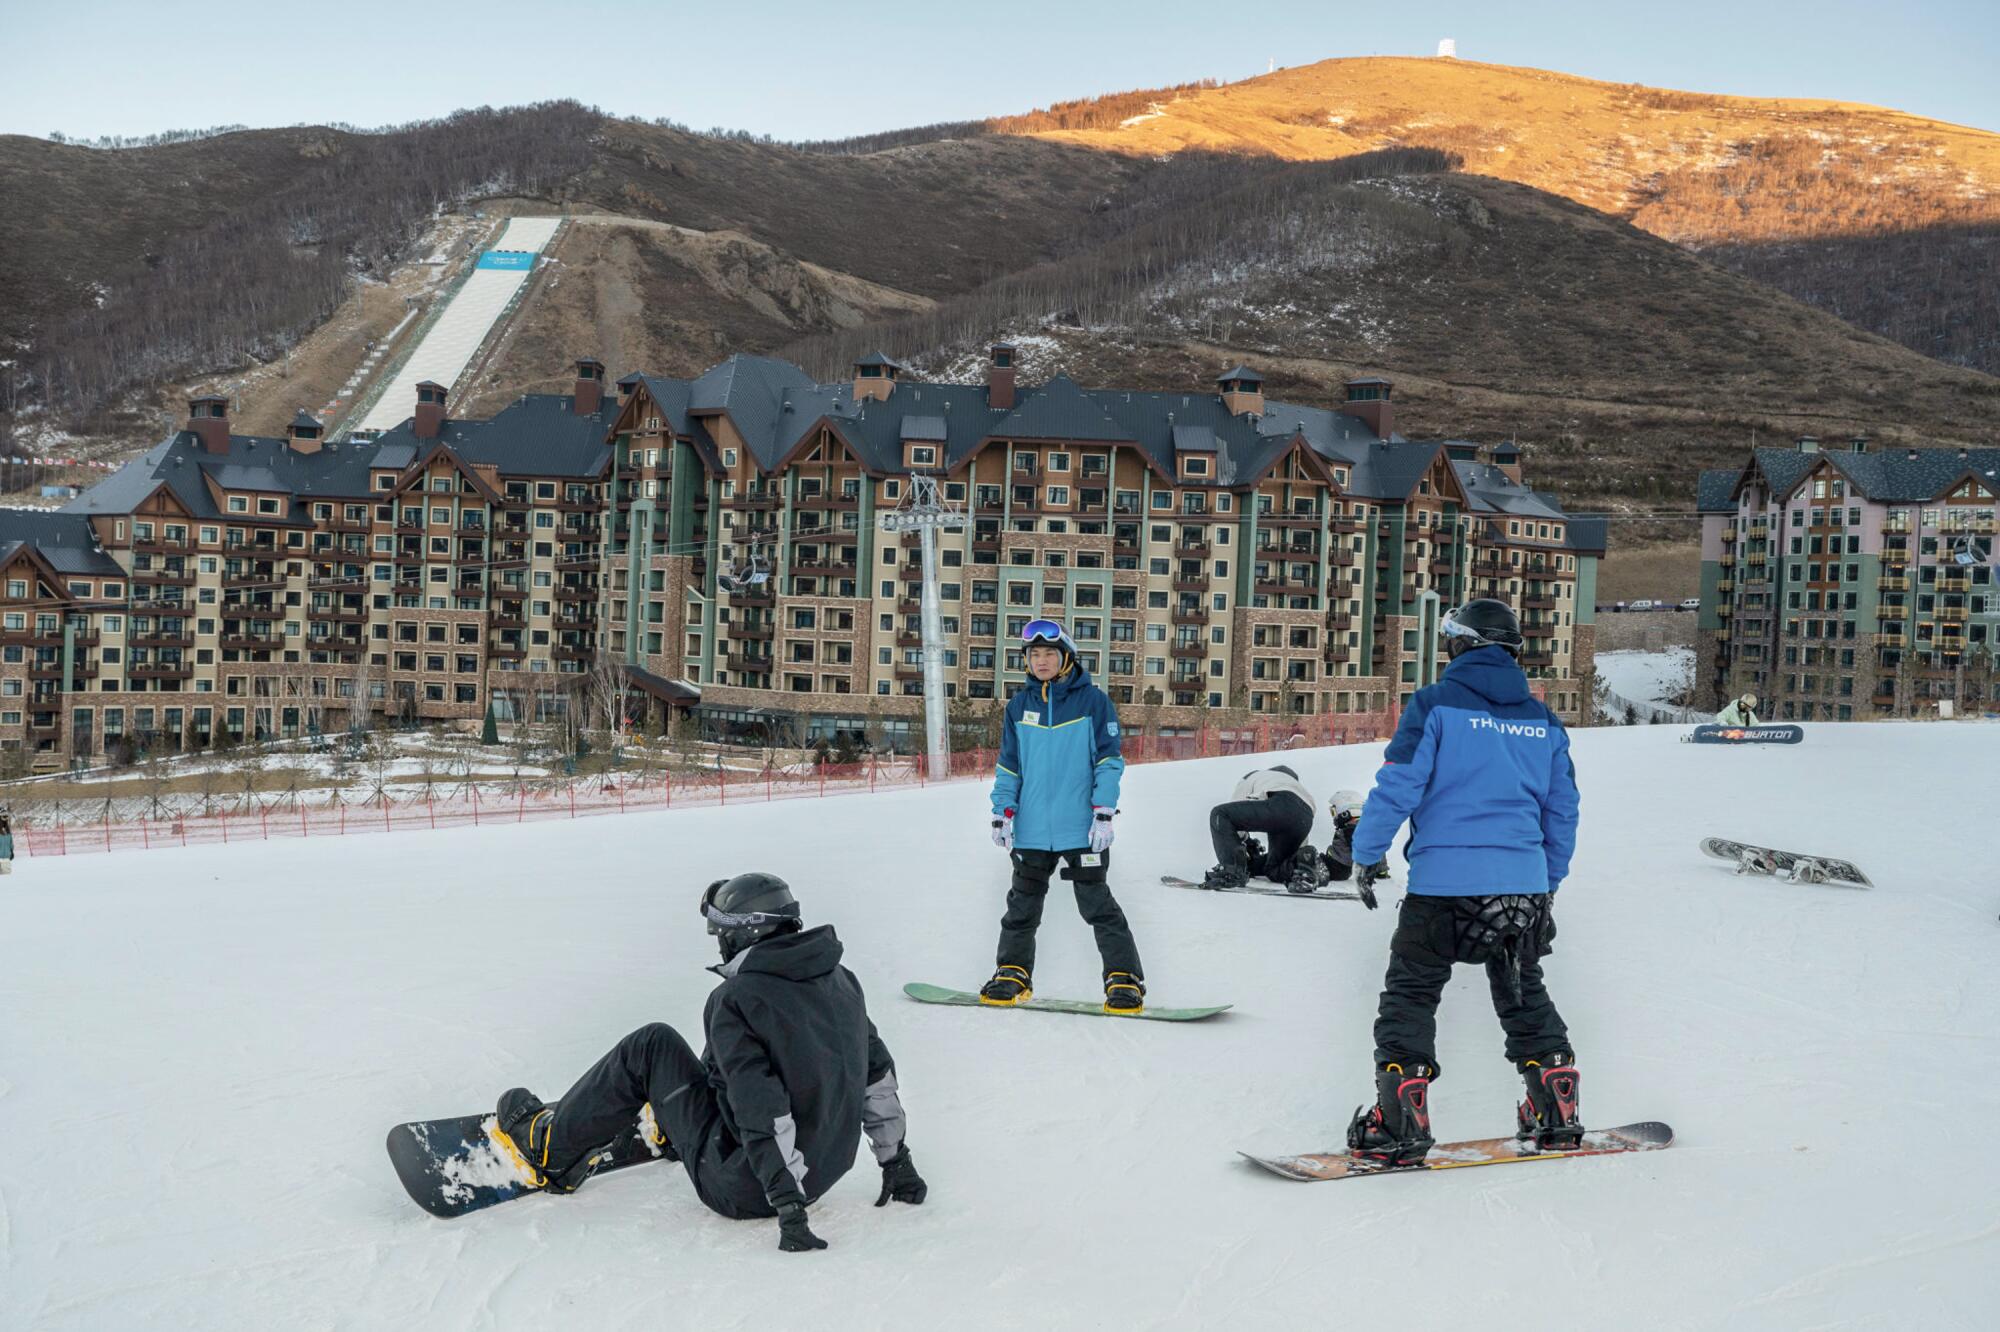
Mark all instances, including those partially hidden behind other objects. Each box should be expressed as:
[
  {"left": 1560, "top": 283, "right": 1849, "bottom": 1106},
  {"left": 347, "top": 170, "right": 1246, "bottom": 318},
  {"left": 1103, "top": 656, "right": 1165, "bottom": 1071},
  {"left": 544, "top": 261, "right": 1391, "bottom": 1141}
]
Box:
[
  {"left": 1347, "top": 1063, "right": 1436, "bottom": 1169},
  {"left": 1515, "top": 1055, "right": 1584, "bottom": 1151}
]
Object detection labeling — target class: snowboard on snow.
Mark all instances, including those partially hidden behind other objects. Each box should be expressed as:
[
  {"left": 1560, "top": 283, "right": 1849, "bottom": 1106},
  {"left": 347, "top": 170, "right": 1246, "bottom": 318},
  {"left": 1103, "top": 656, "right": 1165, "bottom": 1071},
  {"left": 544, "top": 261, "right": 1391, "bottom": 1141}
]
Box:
[
  {"left": 386, "top": 1107, "right": 668, "bottom": 1218},
  {"left": 1684, "top": 723, "right": 1803, "bottom": 745},
  {"left": 902, "top": 981, "right": 1229, "bottom": 1022},
  {"left": 1242, "top": 1120, "right": 1673, "bottom": 1181},
  {"left": 1161, "top": 874, "right": 1370, "bottom": 904},
  {"left": 1700, "top": 838, "right": 1873, "bottom": 888}
]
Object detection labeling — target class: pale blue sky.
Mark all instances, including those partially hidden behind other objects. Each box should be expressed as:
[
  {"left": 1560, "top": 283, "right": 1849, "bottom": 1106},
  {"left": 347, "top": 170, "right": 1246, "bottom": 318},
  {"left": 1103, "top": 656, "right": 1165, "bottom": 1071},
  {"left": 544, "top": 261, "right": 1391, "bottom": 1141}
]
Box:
[{"left": 3, "top": 0, "right": 1994, "bottom": 141}]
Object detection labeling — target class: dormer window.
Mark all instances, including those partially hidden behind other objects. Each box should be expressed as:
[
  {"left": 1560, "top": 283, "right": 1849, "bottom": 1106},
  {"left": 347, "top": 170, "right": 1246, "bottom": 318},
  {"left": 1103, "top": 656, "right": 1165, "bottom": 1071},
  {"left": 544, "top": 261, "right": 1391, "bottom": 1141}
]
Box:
[
  {"left": 993, "top": 348, "right": 1013, "bottom": 369},
  {"left": 1182, "top": 457, "right": 1210, "bottom": 478},
  {"left": 909, "top": 445, "right": 938, "bottom": 467}
]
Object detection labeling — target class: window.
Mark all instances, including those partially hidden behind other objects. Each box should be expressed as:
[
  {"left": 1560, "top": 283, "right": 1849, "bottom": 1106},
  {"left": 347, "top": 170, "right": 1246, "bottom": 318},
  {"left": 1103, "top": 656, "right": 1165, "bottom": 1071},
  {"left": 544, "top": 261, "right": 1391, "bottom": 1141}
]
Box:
[
  {"left": 1182, "top": 457, "right": 1210, "bottom": 477},
  {"left": 227, "top": 496, "right": 248, "bottom": 513}
]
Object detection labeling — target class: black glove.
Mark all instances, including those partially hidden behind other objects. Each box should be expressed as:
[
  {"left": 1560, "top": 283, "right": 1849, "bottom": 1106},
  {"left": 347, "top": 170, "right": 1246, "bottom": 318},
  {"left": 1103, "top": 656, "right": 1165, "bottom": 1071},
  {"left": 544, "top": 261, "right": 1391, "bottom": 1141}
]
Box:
[
  {"left": 874, "top": 1144, "right": 927, "bottom": 1207},
  {"left": 1356, "top": 860, "right": 1389, "bottom": 911},
  {"left": 776, "top": 1201, "right": 828, "bottom": 1252}
]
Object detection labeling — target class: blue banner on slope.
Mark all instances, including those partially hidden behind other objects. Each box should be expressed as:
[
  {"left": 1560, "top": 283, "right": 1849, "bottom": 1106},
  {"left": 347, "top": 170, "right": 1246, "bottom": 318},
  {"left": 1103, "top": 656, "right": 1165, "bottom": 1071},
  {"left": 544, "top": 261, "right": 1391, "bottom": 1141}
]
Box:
[{"left": 475, "top": 251, "right": 536, "bottom": 271}]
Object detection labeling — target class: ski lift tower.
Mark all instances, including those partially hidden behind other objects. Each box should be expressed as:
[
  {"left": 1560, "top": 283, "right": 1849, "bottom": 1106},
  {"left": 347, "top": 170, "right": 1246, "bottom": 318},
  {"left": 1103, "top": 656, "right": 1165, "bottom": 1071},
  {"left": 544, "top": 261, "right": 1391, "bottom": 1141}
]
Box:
[{"left": 879, "top": 474, "right": 967, "bottom": 775}]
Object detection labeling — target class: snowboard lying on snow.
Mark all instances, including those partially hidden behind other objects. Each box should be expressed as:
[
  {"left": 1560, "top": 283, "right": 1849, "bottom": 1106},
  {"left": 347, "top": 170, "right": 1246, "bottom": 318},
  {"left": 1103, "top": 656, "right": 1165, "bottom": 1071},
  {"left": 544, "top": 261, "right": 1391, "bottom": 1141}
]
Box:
[
  {"left": 387, "top": 1107, "right": 667, "bottom": 1218},
  {"left": 903, "top": 981, "right": 1229, "bottom": 1022},
  {"left": 1684, "top": 723, "right": 1804, "bottom": 744},
  {"left": 1701, "top": 838, "right": 1872, "bottom": 887},
  {"left": 1242, "top": 1121, "right": 1673, "bottom": 1181},
  {"left": 1160, "top": 874, "right": 1372, "bottom": 905}
]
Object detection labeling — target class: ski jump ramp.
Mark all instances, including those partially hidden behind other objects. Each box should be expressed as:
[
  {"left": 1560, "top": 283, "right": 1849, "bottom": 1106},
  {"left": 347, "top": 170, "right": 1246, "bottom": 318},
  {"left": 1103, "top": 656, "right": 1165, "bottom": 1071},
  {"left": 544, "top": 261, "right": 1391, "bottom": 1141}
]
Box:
[{"left": 355, "top": 217, "right": 562, "bottom": 433}]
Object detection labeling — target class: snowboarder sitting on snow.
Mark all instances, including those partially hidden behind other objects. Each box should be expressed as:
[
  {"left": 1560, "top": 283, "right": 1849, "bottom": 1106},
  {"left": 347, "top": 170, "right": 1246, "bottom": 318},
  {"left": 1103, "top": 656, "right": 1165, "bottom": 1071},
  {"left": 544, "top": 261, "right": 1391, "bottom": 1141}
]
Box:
[
  {"left": 1203, "top": 765, "right": 1332, "bottom": 895},
  {"left": 984, "top": 618, "right": 1145, "bottom": 1014},
  {"left": 492, "top": 871, "right": 925, "bottom": 1253},
  {"left": 1345, "top": 599, "right": 1584, "bottom": 1168},
  {"left": 1715, "top": 692, "right": 1760, "bottom": 726}
]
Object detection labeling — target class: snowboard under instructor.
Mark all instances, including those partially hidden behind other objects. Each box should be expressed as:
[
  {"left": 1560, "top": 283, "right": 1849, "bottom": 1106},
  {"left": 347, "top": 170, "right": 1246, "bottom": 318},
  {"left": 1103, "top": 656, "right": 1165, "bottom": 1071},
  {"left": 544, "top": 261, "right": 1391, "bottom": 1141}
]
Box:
[
  {"left": 983, "top": 619, "right": 1145, "bottom": 1013},
  {"left": 491, "top": 872, "right": 925, "bottom": 1251},
  {"left": 1344, "top": 599, "right": 1584, "bottom": 1167}
]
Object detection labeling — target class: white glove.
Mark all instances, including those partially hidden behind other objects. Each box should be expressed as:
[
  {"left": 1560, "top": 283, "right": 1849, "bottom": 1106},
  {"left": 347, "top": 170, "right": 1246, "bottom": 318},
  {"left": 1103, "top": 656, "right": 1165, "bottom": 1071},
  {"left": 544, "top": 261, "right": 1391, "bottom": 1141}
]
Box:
[
  {"left": 991, "top": 809, "right": 1014, "bottom": 850},
  {"left": 1088, "top": 807, "right": 1116, "bottom": 854}
]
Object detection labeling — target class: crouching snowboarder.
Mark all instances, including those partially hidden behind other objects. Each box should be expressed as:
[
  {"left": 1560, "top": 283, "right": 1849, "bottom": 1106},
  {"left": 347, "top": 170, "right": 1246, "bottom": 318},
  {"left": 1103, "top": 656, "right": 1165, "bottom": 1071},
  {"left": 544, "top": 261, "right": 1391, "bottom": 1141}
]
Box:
[
  {"left": 1344, "top": 599, "right": 1583, "bottom": 1168},
  {"left": 492, "top": 871, "right": 926, "bottom": 1251},
  {"left": 1715, "top": 691, "right": 1760, "bottom": 726},
  {"left": 1203, "top": 765, "right": 1330, "bottom": 894}
]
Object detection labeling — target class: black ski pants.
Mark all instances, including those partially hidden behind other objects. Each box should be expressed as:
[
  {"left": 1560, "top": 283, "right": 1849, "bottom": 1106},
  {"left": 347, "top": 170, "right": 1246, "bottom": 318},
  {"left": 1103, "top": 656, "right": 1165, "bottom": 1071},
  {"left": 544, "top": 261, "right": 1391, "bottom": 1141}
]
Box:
[
  {"left": 1209, "top": 792, "right": 1315, "bottom": 877},
  {"left": 543, "top": 1022, "right": 772, "bottom": 1218},
  {"left": 996, "top": 847, "right": 1143, "bottom": 979},
  {"left": 1372, "top": 894, "right": 1570, "bottom": 1072}
]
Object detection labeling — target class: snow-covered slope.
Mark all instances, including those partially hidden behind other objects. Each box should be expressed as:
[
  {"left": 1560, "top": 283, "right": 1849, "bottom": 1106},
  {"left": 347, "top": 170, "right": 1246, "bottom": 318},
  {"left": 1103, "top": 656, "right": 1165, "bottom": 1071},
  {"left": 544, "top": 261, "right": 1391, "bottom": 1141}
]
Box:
[{"left": 4, "top": 725, "right": 1997, "bottom": 1329}]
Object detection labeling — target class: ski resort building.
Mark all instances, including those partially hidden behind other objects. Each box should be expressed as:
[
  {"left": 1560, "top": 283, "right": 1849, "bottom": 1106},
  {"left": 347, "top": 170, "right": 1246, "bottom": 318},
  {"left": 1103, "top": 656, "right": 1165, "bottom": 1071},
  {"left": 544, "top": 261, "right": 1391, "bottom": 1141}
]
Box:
[
  {"left": 0, "top": 353, "right": 1603, "bottom": 764},
  {"left": 1694, "top": 437, "right": 2000, "bottom": 719}
]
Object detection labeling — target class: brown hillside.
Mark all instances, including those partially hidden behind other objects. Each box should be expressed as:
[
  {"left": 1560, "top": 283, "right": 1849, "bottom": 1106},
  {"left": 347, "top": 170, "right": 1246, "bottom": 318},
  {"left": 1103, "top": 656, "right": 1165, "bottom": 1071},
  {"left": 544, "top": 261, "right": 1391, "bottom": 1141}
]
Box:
[{"left": 1018, "top": 57, "right": 2000, "bottom": 373}]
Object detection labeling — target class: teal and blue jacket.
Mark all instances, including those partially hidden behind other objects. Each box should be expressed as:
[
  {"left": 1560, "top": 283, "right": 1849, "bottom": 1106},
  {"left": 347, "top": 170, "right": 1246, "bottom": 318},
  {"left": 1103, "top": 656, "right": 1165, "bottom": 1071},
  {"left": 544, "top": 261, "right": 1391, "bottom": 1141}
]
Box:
[
  {"left": 1351, "top": 645, "right": 1579, "bottom": 896},
  {"left": 989, "top": 656, "right": 1124, "bottom": 852}
]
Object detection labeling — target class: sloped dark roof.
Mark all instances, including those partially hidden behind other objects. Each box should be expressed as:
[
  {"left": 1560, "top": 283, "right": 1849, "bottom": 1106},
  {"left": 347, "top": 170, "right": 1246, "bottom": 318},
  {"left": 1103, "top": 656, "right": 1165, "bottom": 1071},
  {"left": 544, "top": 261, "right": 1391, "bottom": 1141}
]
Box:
[
  {"left": 990, "top": 374, "right": 1136, "bottom": 444},
  {"left": 1565, "top": 517, "right": 1609, "bottom": 554},
  {"left": 1218, "top": 365, "right": 1264, "bottom": 384},
  {"left": 291, "top": 410, "right": 323, "bottom": 431},
  {"left": 0, "top": 509, "right": 126, "bottom": 576},
  {"left": 1453, "top": 461, "right": 1567, "bottom": 520},
  {"left": 899, "top": 415, "right": 948, "bottom": 442},
  {"left": 1697, "top": 468, "right": 1741, "bottom": 512},
  {"left": 854, "top": 351, "right": 901, "bottom": 369},
  {"left": 368, "top": 392, "right": 618, "bottom": 479}
]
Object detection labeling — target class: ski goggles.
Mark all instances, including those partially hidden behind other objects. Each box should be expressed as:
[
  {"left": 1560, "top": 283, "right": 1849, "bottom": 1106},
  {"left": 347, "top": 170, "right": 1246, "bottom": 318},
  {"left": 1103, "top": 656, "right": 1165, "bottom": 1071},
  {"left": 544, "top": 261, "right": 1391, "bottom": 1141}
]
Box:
[
  {"left": 1021, "top": 618, "right": 1067, "bottom": 646},
  {"left": 1439, "top": 606, "right": 1522, "bottom": 647},
  {"left": 698, "top": 879, "right": 797, "bottom": 933}
]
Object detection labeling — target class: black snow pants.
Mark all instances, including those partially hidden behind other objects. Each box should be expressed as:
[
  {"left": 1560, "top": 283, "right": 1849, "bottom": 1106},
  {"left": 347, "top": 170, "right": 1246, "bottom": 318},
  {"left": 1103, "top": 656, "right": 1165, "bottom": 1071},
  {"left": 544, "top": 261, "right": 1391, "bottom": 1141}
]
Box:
[
  {"left": 996, "top": 847, "right": 1143, "bottom": 980},
  {"left": 1209, "top": 792, "right": 1315, "bottom": 877},
  {"left": 1372, "top": 894, "right": 1570, "bottom": 1072},
  {"left": 541, "top": 1022, "right": 771, "bottom": 1218}
]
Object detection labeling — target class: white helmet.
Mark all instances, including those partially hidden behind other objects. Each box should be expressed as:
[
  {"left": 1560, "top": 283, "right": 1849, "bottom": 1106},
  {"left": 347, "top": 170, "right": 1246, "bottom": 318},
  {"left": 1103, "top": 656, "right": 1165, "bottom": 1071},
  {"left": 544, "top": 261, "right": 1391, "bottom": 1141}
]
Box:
[{"left": 1328, "top": 789, "right": 1365, "bottom": 821}]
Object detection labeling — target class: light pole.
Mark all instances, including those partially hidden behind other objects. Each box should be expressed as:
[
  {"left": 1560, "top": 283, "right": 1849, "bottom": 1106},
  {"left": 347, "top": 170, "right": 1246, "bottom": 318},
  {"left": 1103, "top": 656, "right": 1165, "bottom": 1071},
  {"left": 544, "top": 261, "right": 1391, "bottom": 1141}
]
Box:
[{"left": 879, "top": 475, "right": 967, "bottom": 775}]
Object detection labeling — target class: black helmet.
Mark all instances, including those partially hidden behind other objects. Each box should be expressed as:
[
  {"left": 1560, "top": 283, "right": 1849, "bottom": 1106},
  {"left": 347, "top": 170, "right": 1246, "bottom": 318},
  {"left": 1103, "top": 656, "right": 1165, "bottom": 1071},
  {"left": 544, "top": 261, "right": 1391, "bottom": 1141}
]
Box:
[
  {"left": 1441, "top": 599, "right": 1523, "bottom": 656},
  {"left": 700, "top": 871, "right": 802, "bottom": 961}
]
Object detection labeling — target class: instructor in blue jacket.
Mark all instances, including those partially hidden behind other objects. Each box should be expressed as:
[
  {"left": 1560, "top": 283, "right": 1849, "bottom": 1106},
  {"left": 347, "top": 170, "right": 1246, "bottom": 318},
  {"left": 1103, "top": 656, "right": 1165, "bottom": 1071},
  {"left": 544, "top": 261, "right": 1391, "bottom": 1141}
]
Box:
[
  {"left": 1343, "top": 599, "right": 1583, "bottom": 1168},
  {"left": 981, "top": 619, "right": 1145, "bottom": 1014}
]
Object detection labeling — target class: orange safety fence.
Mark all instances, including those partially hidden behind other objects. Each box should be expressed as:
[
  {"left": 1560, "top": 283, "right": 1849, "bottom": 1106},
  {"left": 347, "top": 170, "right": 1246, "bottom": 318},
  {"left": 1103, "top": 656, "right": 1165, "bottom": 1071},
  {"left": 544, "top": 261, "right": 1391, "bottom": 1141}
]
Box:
[{"left": 13, "top": 710, "right": 1395, "bottom": 860}]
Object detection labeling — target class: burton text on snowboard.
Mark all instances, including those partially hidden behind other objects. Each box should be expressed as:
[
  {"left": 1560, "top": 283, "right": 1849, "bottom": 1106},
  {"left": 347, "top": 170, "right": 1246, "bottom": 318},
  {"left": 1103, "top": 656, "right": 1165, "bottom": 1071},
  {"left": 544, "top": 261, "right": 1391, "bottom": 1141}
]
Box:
[{"left": 1685, "top": 723, "right": 1803, "bottom": 745}]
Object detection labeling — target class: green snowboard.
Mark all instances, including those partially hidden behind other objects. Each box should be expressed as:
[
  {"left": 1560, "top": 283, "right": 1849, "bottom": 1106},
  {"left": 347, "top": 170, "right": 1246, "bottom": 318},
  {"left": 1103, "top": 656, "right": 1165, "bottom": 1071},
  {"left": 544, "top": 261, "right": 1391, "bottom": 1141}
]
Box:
[{"left": 902, "top": 981, "right": 1230, "bottom": 1022}]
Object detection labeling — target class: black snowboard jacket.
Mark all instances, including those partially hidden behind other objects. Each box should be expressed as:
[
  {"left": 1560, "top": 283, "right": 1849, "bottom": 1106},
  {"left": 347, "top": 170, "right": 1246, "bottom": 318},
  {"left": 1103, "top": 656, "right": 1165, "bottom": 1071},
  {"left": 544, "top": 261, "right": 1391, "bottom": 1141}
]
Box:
[{"left": 702, "top": 925, "right": 905, "bottom": 1213}]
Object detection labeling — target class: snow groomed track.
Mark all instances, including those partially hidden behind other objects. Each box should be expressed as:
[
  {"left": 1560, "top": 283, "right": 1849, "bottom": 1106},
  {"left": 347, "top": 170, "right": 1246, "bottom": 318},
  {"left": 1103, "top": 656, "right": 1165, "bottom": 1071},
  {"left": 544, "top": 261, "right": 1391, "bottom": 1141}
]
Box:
[
  {"left": 354, "top": 216, "right": 561, "bottom": 432},
  {"left": 3, "top": 724, "right": 1997, "bottom": 1327}
]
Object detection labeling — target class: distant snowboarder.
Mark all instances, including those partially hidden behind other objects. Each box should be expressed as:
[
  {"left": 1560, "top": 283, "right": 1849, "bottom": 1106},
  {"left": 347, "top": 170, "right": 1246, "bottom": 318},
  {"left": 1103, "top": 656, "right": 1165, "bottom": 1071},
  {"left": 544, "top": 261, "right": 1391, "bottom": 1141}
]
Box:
[
  {"left": 984, "top": 619, "right": 1145, "bottom": 1014},
  {"left": 0, "top": 810, "right": 12, "bottom": 873},
  {"left": 1344, "top": 599, "right": 1584, "bottom": 1168},
  {"left": 1715, "top": 692, "right": 1760, "bottom": 726},
  {"left": 489, "top": 872, "right": 925, "bottom": 1251},
  {"left": 1202, "top": 765, "right": 1327, "bottom": 893},
  {"left": 1317, "top": 789, "right": 1367, "bottom": 889}
]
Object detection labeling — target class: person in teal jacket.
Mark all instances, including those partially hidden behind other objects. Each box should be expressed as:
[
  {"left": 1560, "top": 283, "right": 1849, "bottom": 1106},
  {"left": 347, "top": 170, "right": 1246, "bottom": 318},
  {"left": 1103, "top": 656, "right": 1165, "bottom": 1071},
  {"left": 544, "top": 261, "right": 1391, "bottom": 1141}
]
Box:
[{"left": 981, "top": 620, "right": 1144, "bottom": 1014}]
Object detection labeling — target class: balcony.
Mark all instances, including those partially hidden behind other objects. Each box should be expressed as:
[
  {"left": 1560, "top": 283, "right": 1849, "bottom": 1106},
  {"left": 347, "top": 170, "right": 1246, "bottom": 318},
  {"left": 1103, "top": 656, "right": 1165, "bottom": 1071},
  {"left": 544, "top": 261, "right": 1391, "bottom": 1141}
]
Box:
[
  {"left": 1255, "top": 578, "right": 1313, "bottom": 599},
  {"left": 1521, "top": 594, "right": 1557, "bottom": 610},
  {"left": 1171, "top": 575, "right": 1210, "bottom": 594},
  {"left": 738, "top": 622, "right": 775, "bottom": 642},
  {"left": 555, "top": 644, "right": 596, "bottom": 663},
  {"left": 1881, "top": 518, "right": 1910, "bottom": 535},
  {"left": 896, "top": 631, "right": 922, "bottom": 649},
  {"left": 1714, "top": 628, "right": 1732, "bottom": 643},
  {"left": 309, "top": 604, "right": 370, "bottom": 624},
  {"left": 1937, "top": 575, "right": 1970, "bottom": 594},
  {"left": 1259, "top": 509, "right": 1320, "bottom": 528},
  {"left": 1174, "top": 540, "right": 1212, "bottom": 560},
  {"left": 1938, "top": 514, "right": 1996, "bottom": 535},
  {"left": 129, "top": 662, "right": 195, "bottom": 680},
  {"left": 132, "top": 534, "right": 193, "bottom": 554},
  {"left": 488, "top": 642, "right": 526, "bottom": 660},
  {"left": 1716, "top": 604, "right": 1732, "bottom": 619},
  {"left": 1170, "top": 608, "right": 1210, "bottom": 627},
  {"left": 1936, "top": 606, "right": 1970, "bottom": 623},
  {"left": 555, "top": 585, "right": 594, "bottom": 603},
  {"left": 892, "top": 663, "right": 924, "bottom": 681},
  {"left": 131, "top": 631, "right": 195, "bottom": 649},
  {"left": 1718, "top": 555, "right": 1737, "bottom": 569},
  {"left": 556, "top": 494, "right": 602, "bottom": 514},
  {"left": 1170, "top": 642, "right": 1205, "bottom": 660},
  {"left": 219, "top": 633, "right": 279, "bottom": 652},
  {"left": 1429, "top": 558, "right": 1456, "bottom": 576},
  {"left": 1721, "top": 528, "right": 1738, "bottom": 544},
  {"left": 792, "top": 560, "right": 857, "bottom": 579},
  {"left": 1519, "top": 651, "right": 1555, "bottom": 669},
  {"left": 1877, "top": 576, "right": 1907, "bottom": 593},
  {"left": 1324, "top": 643, "right": 1351, "bottom": 664},
  {"left": 133, "top": 567, "right": 196, "bottom": 586}
]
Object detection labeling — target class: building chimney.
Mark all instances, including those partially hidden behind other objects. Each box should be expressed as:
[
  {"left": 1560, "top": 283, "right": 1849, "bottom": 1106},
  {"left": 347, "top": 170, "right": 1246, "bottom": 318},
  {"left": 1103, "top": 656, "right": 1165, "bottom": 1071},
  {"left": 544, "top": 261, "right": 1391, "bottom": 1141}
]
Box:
[
  {"left": 1489, "top": 440, "right": 1523, "bottom": 484},
  {"left": 853, "top": 351, "right": 899, "bottom": 403},
  {"left": 1796, "top": 436, "right": 1820, "bottom": 454},
  {"left": 988, "top": 343, "right": 1017, "bottom": 411},
  {"left": 1339, "top": 377, "right": 1394, "bottom": 441},
  {"left": 616, "top": 372, "right": 642, "bottom": 404},
  {"left": 1848, "top": 435, "right": 1869, "bottom": 454},
  {"left": 413, "top": 381, "right": 447, "bottom": 440},
  {"left": 187, "top": 395, "right": 232, "bottom": 454},
  {"left": 286, "top": 410, "right": 325, "bottom": 455},
  {"left": 573, "top": 358, "right": 605, "bottom": 416},
  {"left": 1905, "top": 448, "right": 1920, "bottom": 462},
  {"left": 1217, "top": 364, "right": 1265, "bottom": 418}
]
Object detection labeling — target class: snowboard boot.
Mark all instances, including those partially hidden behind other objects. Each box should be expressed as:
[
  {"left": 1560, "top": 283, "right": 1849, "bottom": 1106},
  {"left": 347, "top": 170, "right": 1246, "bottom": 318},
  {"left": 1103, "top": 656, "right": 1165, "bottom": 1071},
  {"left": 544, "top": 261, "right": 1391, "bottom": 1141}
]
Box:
[
  {"left": 978, "top": 964, "right": 1033, "bottom": 1006},
  {"left": 1202, "top": 864, "right": 1250, "bottom": 891},
  {"left": 1346, "top": 1062, "right": 1436, "bottom": 1168},
  {"left": 1102, "top": 971, "right": 1147, "bottom": 1015},
  {"left": 1789, "top": 858, "right": 1828, "bottom": 884},
  {"left": 1240, "top": 836, "right": 1271, "bottom": 881},
  {"left": 1285, "top": 845, "right": 1332, "bottom": 894},
  {"left": 1515, "top": 1053, "right": 1584, "bottom": 1151}
]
